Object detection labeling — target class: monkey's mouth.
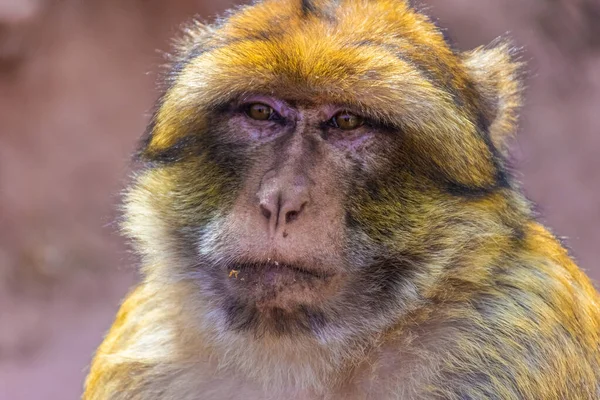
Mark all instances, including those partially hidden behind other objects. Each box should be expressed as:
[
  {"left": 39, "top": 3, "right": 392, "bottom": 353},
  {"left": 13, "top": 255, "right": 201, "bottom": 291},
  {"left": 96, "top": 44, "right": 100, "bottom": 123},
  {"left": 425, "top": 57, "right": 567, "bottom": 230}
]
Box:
[
  {"left": 222, "top": 259, "right": 341, "bottom": 309},
  {"left": 227, "top": 260, "right": 335, "bottom": 281}
]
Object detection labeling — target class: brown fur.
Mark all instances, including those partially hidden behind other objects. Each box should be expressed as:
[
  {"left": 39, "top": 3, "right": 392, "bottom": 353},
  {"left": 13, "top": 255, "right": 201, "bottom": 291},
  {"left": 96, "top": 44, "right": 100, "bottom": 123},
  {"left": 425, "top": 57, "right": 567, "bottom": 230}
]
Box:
[{"left": 84, "top": 1, "right": 600, "bottom": 399}]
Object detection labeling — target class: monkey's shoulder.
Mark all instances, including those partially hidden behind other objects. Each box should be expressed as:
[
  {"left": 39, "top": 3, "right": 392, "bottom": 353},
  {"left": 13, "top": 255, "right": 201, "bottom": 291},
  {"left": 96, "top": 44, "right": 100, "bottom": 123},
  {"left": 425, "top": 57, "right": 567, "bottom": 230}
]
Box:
[
  {"left": 84, "top": 286, "right": 192, "bottom": 399},
  {"left": 409, "top": 227, "right": 600, "bottom": 399}
]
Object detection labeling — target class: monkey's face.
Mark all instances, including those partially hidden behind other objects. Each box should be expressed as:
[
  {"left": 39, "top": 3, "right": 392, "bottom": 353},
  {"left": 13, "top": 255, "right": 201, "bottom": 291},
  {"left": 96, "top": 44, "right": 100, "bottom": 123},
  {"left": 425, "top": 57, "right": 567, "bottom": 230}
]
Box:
[
  {"left": 126, "top": 0, "right": 520, "bottom": 339},
  {"left": 198, "top": 95, "right": 399, "bottom": 328}
]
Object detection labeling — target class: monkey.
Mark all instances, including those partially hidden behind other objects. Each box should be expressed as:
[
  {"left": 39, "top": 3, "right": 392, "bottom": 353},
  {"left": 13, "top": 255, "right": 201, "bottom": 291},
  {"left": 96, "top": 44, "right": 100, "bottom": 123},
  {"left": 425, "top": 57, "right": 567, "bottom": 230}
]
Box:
[{"left": 83, "top": 0, "right": 600, "bottom": 399}]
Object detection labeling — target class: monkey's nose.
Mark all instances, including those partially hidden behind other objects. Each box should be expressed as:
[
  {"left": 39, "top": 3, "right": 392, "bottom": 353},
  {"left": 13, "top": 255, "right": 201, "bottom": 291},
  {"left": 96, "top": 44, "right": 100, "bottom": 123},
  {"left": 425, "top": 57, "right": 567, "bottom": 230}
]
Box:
[
  {"left": 257, "top": 172, "right": 310, "bottom": 237},
  {"left": 259, "top": 195, "right": 307, "bottom": 224}
]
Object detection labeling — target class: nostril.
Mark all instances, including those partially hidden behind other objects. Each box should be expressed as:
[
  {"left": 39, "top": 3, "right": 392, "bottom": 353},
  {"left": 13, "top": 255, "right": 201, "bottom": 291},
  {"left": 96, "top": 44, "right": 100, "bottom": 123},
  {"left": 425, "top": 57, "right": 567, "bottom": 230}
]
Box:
[
  {"left": 260, "top": 204, "right": 272, "bottom": 220},
  {"left": 285, "top": 202, "right": 306, "bottom": 224},
  {"left": 286, "top": 210, "right": 299, "bottom": 223}
]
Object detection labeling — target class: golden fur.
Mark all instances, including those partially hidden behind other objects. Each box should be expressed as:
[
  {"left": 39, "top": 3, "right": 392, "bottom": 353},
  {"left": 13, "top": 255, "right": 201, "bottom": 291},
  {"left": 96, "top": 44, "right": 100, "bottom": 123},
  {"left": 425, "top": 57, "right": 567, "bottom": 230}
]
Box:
[{"left": 84, "top": 1, "right": 600, "bottom": 399}]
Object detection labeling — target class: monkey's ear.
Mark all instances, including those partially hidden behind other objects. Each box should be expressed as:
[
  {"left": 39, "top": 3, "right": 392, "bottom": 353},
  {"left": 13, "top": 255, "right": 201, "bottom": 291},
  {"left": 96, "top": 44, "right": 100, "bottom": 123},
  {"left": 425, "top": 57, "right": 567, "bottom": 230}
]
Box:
[{"left": 462, "top": 42, "right": 524, "bottom": 155}]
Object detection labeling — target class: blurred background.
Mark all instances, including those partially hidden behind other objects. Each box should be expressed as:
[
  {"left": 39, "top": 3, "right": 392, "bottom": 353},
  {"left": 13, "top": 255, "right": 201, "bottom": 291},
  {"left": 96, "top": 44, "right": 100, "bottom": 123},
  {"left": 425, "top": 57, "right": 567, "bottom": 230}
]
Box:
[{"left": 0, "top": 0, "right": 598, "bottom": 398}]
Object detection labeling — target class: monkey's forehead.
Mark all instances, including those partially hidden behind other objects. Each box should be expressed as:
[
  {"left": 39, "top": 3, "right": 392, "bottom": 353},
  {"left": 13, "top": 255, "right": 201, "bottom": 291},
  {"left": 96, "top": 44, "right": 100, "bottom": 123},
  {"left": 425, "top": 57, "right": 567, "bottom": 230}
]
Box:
[
  {"left": 163, "top": 1, "right": 475, "bottom": 122},
  {"left": 146, "top": 0, "right": 497, "bottom": 185}
]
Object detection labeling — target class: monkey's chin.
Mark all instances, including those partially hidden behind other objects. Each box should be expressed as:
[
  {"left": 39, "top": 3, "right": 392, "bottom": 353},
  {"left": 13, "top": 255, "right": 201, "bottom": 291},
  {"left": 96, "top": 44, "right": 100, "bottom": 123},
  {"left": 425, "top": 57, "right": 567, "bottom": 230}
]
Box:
[{"left": 223, "top": 260, "right": 339, "bottom": 310}]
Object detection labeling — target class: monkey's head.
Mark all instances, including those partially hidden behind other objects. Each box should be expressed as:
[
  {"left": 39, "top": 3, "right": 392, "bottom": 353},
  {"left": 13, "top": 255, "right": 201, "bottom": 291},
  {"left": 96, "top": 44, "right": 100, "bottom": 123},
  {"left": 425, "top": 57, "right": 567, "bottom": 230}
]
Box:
[{"left": 125, "top": 0, "right": 524, "bottom": 344}]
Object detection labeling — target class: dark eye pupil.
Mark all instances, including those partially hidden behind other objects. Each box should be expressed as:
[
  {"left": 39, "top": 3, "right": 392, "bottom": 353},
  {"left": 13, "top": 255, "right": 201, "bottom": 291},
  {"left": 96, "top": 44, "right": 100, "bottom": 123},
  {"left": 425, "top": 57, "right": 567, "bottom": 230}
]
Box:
[{"left": 247, "top": 103, "right": 273, "bottom": 120}]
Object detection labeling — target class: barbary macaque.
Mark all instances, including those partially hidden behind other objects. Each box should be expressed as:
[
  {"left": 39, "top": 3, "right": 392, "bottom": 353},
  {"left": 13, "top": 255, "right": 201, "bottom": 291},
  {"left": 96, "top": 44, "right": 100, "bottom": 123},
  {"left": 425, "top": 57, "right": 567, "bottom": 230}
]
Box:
[{"left": 84, "top": 0, "right": 600, "bottom": 399}]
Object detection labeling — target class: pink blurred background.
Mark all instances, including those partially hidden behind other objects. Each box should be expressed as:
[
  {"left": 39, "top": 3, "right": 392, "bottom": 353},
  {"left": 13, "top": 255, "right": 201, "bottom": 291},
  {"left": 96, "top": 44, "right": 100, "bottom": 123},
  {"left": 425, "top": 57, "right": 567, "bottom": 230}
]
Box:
[{"left": 0, "top": 1, "right": 598, "bottom": 398}]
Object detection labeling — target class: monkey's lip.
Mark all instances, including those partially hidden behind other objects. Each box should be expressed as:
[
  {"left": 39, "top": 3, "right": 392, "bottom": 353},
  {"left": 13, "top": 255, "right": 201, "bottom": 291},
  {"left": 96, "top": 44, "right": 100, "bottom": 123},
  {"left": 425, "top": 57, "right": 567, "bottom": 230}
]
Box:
[{"left": 228, "top": 260, "right": 335, "bottom": 280}]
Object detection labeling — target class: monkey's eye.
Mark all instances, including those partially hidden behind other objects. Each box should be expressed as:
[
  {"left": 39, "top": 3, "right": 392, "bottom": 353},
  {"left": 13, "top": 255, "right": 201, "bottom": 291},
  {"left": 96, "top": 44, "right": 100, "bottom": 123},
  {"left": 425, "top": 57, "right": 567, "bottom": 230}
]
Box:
[
  {"left": 331, "top": 111, "right": 364, "bottom": 130},
  {"left": 246, "top": 103, "right": 278, "bottom": 121}
]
